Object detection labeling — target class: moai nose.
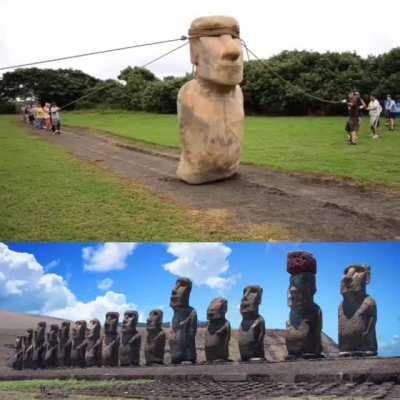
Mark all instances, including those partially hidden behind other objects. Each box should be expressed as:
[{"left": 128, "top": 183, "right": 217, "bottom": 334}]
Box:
[{"left": 221, "top": 35, "right": 241, "bottom": 62}]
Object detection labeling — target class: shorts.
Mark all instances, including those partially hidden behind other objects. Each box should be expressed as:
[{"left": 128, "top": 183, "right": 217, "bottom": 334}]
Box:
[
  {"left": 389, "top": 112, "right": 396, "bottom": 119},
  {"left": 347, "top": 117, "right": 359, "bottom": 132},
  {"left": 370, "top": 115, "right": 380, "bottom": 128}
]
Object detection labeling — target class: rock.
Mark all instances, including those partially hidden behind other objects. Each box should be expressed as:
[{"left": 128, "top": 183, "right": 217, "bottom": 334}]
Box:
[
  {"left": 145, "top": 309, "right": 166, "bottom": 365},
  {"left": 119, "top": 311, "right": 141, "bottom": 366},
  {"left": 102, "top": 312, "right": 119, "bottom": 367}
]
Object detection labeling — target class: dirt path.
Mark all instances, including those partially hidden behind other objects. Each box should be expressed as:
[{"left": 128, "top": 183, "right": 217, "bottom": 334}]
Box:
[{"left": 32, "top": 125, "right": 400, "bottom": 241}]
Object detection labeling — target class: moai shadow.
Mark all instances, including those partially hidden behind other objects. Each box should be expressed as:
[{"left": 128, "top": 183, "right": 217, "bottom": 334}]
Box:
[
  {"left": 285, "top": 251, "right": 323, "bottom": 360},
  {"left": 45, "top": 324, "right": 59, "bottom": 368},
  {"left": 119, "top": 311, "right": 141, "bottom": 366},
  {"left": 145, "top": 309, "right": 166, "bottom": 365},
  {"left": 58, "top": 321, "right": 72, "bottom": 368},
  {"left": 238, "top": 286, "right": 265, "bottom": 362},
  {"left": 102, "top": 312, "right": 120, "bottom": 367},
  {"left": 205, "top": 297, "right": 231, "bottom": 362},
  {"left": 339, "top": 265, "right": 377, "bottom": 357},
  {"left": 177, "top": 16, "right": 244, "bottom": 184},
  {"left": 85, "top": 319, "right": 102, "bottom": 367},
  {"left": 8, "top": 336, "right": 23, "bottom": 370},
  {"left": 23, "top": 329, "right": 34, "bottom": 369},
  {"left": 169, "top": 278, "right": 197, "bottom": 364},
  {"left": 32, "top": 321, "right": 46, "bottom": 369},
  {"left": 71, "top": 320, "right": 86, "bottom": 368}
]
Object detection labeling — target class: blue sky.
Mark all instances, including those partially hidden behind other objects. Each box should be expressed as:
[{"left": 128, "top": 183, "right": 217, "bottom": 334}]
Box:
[{"left": 1, "top": 242, "right": 399, "bottom": 356}]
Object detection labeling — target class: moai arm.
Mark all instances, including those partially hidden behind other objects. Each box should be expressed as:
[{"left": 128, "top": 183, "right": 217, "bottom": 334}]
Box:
[
  {"left": 256, "top": 317, "right": 266, "bottom": 344},
  {"left": 130, "top": 332, "right": 141, "bottom": 345},
  {"left": 317, "top": 306, "right": 323, "bottom": 336},
  {"left": 362, "top": 297, "right": 377, "bottom": 337}
]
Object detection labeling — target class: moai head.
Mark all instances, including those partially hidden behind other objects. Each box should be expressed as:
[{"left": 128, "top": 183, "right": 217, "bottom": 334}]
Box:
[
  {"left": 59, "top": 321, "right": 70, "bottom": 342},
  {"left": 146, "top": 309, "right": 163, "bottom": 333},
  {"left": 36, "top": 321, "right": 46, "bottom": 344},
  {"left": 15, "top": 336, "right": 23, "bottom": 351},
  {"left": 71, "top": 320, "right": 86, "bottom": 341},
  {"left": 240, "top": 286, "right": 262, "bottom": 317},
  {"left": 189, "top": 16, "right": 243, "bottom": 86},
  {"left": 26, "top": 329, "right": 33, "bottom": 343},
  {"left": 170, "top": 277, "right": 192, "bottom": 310},
  {"left": 207, "top": 297, "right": 228, "bottom": 321},
  {"left": 48, "top": 325, "right": 59, "bottom": 344},
  {"left": 287, "top": 251, "right": 317, "bottom": 309},
  {"left": 341, "top": 265, "right": 371, "bottom": 299},
  {"left": 87, "top": 319, "right": 101, "bottom": 339},
  {"left": 104, "top": 312, "right": 119, "bottom": 335},
  {"left": 121, "top": 310, "right": 138, "bottom": 334}
]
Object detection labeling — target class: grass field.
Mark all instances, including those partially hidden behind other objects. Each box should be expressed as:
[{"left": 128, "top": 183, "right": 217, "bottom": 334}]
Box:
[
  {"left": 0, "top": 116, "right": 244, "bottom": 241},
  {"left": 64, "top": 111, "right": 400, "bottom": 187}
]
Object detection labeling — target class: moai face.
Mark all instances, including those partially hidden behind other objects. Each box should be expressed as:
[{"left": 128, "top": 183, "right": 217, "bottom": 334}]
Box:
[
  {"left": 341, "top": 265, "right": 370, "bottom": 298},
  {"left": 170, "top": 278, "right": 192, "bottom": 310},
  {"left": 15, "top": 336, "right": 22, "bottom": 351},
  {"left": 59, "top": 322, "right": 70, "bottom": 341},
  {"left": 71, "top": 320, "right": 86, "bottom": 341},
  {"left": 121, "top": 311, "right": 138, "bottom": 333},
  {"left": 36, "top": 321, "right": 46, "bottom": 343},
  {"left": 207, "top": 297, "right": 227, "bottom": 321},
  {"left": 48, "top": 325, "right": 59, "bottom": 344},
  {"left": 189, "top": 16, "right": 243, "bottom": 86},
  {"left": 104, "top": 312, "right": 119, "bottom": 335},
  {"left": 240, "top": 286, "right": 262, "bottom": 316},
  {"left": 147, "top": 309, "right": 163, "bottom": 333},
  {"left": 288, "top": 273, "right": 316, "bottom": 309},
  {"left": 26, "top": 329, "right": 33, "bottom": 343},
  {"left": 87, "top": 319, "right": 101, "bottom": 339}
]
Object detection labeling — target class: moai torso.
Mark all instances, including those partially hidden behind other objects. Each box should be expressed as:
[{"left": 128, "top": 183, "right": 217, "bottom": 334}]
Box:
[
  {"left": 45, "top": 324, "right": 59, "bottom": 368},
  {"left": 71, "top": 320, "right": 86, "bottom": 367},
  {"left": 339, "top": 266, "right": 377, "bottom": 356},
  {"left": 102, "top": 312, "right": 120, "bottom": 367},
  {"left": 32, "top": 322, "right": 46, "bottom": 369},
  {"left": 23, "top": 329, "right": 34, "bottom": 369},
  {"left": 238, "top": 286, "right": 265, "bottom": 361},
  {"left": 85, "top": 319, "right": 102, "bottom": 367},
  {"left": 205, "top": 297, "right": 230, "bottom": 362},
  {"left": 9, "top": 336, "right": 23, "bottom": 370},
  {"left": 145, "top": 309, "right": 166, "bottom": 365},
  {"left": 58, "top": 322, "right": 72, "bottom": 367},
  {"left": 119, "top": 311, "right": 141, "bottom": 366}
]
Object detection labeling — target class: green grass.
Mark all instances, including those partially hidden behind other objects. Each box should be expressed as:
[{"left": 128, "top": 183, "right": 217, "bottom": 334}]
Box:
[
  {"left": 0, "top": 116, "right": 242, "bottom": 241},
  {"left": 64, "top": 111, "right": 400, "bottom": 187}
]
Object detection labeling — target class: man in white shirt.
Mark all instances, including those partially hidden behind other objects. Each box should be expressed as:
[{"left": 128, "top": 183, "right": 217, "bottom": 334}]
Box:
[{"left": 367, "top": 95, "right": 382, "bottom": 138}]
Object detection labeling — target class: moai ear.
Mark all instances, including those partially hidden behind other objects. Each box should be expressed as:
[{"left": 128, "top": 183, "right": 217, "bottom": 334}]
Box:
[
  {"left": 190, "top": 40, "right": 200, "bottom": 66},
  {"left": 365, "top": 266, "right": 371, "bottom": 285}
]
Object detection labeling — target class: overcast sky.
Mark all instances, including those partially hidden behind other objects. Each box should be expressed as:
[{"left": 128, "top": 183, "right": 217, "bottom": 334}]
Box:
[{"left": 1, "top": 0, "right": 399, "bottom": 80}]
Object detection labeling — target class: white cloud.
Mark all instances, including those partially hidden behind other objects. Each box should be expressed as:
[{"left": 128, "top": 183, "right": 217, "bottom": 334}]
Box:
[
  {"left": 97, "top": 278, "right": 114, "bottom": 291},
  {"left": 163, "top": 243, "right": 239, "bottom": 290},
  {"left": 83, "top": 243, "right": 137, "bottom": 272},
  {"left": 45, "top": 259, "right": 60, "bottom": 271}
]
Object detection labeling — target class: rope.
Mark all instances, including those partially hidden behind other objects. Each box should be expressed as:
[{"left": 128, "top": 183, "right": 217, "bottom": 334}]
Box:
[
  {"left": 241, "top": 41, "right": 343, "bottom": 105},
  {"left": 0, "top": 37, "right": 188, "bottom": 72},
  {"left": 59, "top": 40, "right": 189, "bottom": 110}
]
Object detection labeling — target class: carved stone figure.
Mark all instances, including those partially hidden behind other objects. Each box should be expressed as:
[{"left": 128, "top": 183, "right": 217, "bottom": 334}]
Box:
[
  {"left": 177, "top": 15, "right": 244, "bottom": 184},
  {"left": 169, "top": 277, "right": 198, "bottom": 364},
  {"left": 71, "top": 320, "right": 86, "bottom": 367},
  {"left": 9, "top": 336, "right": 23, "bottom": 370},
  {"left": 32, "top": 321, "right": 46, "bottom": 369},
  {"left": 45, "top": 324, "right": 59, "bottom": 368},
  {"left": 23, "top": 329, "right": 34, "bottom": 369},
  {"left": 205, "top": 297, "right": 231, "bottom": 362},
  {"left": 339, "top": 265, "right": 377, "bottom": 357},
  {"left": 285, "top": 251, "right": 323, "bottom": 359},
  {"left": 102, "top": 312, "right": 120, "bottom": 367},
  {"left": 58, "top": 321, "right": 72, "bottom": 367},
  {"left": 238, "top": 286, "right": 265, "bottom": 361},
  {"left": 145, "top": 309, "right": 166, "bottom": 365},
  {"left": 84, "top": 319, "right": 102, "bottom": 367},
  {"left": 119, "top": 310, "right": 141, "bottom": 366}
]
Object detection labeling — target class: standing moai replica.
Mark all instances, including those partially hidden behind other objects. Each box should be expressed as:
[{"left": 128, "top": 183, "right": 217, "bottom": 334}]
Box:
[
  {"left": 169, "top": 277, "right": 198, "bottom": 364},
  {"left": 84, "top": 319, "right": 102, "bottom": 367},
  {"left": 45, "top": 324, "right": 59, "bottom": 368},
  {"left": 145, "top": 309, "right": 166, "bottom": 365},
  {"left": 23, "top": 329, "right": 34, "bottom": 369},
  {"left": 339, "top": 265, "right": 377, "bottom": 357},
  {"left": 102, "top": 312, "right": 120, "bottom": 367},
  {"left": 176, "top": 15, "right": 244, "bottom": 184},
  {"left": 286, "top": 251, "right": 323, "bottom": 359},
  {"left": 58, "top": 321, "right": 72, "bottom": 367},
  {"left": 71, "top": 320, "right": 87, "bottom": 367},
  {"left": 238, "top": 286, "right": 266, "bottom": 361},
  {"left": 119, "top": 310, "right": 141, "bottom": 366},
  {"left": 32, "top": 321, "right": 46, "bottom": 369},
  {"left": 9, "top": 336, "right": 24, "bottom": 370},
  {"left": 205, "top": 297, "right": 231, "bottom": 362}
]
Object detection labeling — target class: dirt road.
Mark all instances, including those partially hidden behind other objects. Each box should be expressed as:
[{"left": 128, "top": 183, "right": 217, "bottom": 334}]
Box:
[{"left": 33, "top": 126, "right": 400, "bottom": 241}]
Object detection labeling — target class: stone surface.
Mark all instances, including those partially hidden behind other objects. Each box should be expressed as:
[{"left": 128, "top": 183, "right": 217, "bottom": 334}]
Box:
[
  {"left": 8, "top": 336, "right": 23, "bottom": 370},
  {"left": 205, "top": 297, "right": 231, "bottom": 362},
  {"left": 119, "top": 311, "right": 141, "bottom": 366},
  {"left": 84, "top": 319, "right": 102, "bottom": 367},
  {"left": 286, "top": 252, "right": 323, "bottom": 359},
  {"left": 58, "top": 321, "right": 72, "bottom": 367},
  {"left": 145, "top": 309, "right": 166, "bottom": 365},
  {"left": 44, "top": 324, "right": 59, "bottom": 368},
  {"left": 339, "top": 265, "right": 378, "bottom": 356},
  {"left": 169, "top": 278, "right": 198, "bottom": 364},
  {"left": 32, "top": 321, "right": 46, "bottom": 369},
  {"left": 22, "top": 329, "right": 33, "bottom": 369},
  {"left": 176, "top": 15, "right": 244, "bottom": 184},
  {"left": 102, "top": 312, "right": 120, "bottom": 367},
  {"left": 71, "top": 320, "right": 86, "bottom": 368},
  {"left": 238, "top": 286, "right": 266, "bottom": 361}
]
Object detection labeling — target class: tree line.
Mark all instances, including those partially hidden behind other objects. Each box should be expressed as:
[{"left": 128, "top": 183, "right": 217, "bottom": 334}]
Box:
[{"left": 1, "top": 47, "right": 399, "bottom": 115}]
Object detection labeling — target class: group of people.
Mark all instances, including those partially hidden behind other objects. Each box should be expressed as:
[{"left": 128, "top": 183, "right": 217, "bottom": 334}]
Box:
[
  {"left": 346, "top": 92, "right": 398, "bottom": 145},
  {"left": 22, "top": 103, "right": 61, "bottom": 135}
]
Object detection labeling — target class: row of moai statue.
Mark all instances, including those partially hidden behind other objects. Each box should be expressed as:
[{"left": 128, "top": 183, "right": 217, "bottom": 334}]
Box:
[{"left": 9, "top": 251, "right": 377, "bottom": 370}]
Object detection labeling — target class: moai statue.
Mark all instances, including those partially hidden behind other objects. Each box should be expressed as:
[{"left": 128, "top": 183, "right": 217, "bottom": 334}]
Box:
[
  {"left": 285, "top": 251, "right": 323, "bottom": 359},
  {"left": 339, "top": 265, "right": 377, "bottom": 357},
  {"left": 71, "top": 320, "right": 87, "bottom": 367},
  {"left": 176, "top": 16, "right": 244, "bottom": 184},
  {"left": 84, "top": 319, "right": 102, "bottom": 367},
  {"left": 238, "top": 286, "right": 265, "bottom": 361},
  {"left": 102, "top": 312, "right": 120, "bottom": 367},
  {"left": 8, "top": 336, "right": 24, "bottom": 370},
  {"left": 23, "top": 329, "right": 34, "bottom": 369},
  {"left": 45, "top": 324, "right": 59, "bottom": 368},
  {"left": 205, "top": 297, "right": 231, "bottom": 362},
  {"left": 32, "top": 321, "right": 46, "bottom": 369},
  {"left": 119, "top": 310, "right": 141, "bottom": 366},
  {"left": 145, "top": 309, "right": 166, "bottom": 365},
  {"left": 169, "top": 277, "right": 198, "bottom": 364},
  {"left": 58, "top": 321, "right": 72, "bottom": 367}
]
